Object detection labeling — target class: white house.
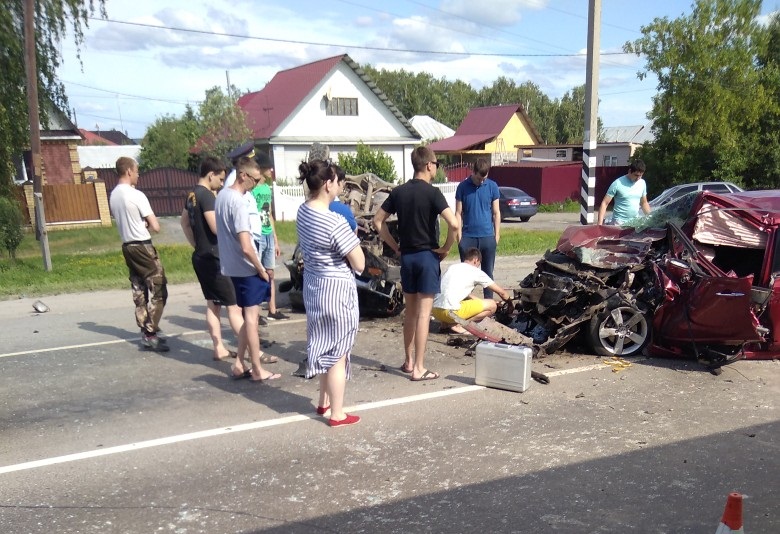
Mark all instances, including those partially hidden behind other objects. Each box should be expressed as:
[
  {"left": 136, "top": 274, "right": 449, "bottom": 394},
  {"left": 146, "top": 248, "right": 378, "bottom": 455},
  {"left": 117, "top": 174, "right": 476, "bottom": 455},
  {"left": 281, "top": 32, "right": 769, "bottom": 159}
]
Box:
[{"left": 238, "top": 54, "right": 422, "bottom": 182}]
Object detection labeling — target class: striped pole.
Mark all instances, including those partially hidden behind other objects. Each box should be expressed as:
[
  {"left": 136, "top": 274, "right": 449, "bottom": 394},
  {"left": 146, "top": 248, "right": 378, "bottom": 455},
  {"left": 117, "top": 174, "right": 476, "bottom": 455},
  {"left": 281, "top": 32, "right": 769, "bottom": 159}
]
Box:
[{"left": 580, "top": 0, "right": 601, "bottom": 225}]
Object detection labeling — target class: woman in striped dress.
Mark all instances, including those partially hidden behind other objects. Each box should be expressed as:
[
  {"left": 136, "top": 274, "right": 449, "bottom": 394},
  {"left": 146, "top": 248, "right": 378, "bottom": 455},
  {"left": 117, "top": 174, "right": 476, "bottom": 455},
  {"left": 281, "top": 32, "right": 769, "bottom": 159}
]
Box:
[{"left": 297, "top": 159, "right": 365, "bottom": 428}]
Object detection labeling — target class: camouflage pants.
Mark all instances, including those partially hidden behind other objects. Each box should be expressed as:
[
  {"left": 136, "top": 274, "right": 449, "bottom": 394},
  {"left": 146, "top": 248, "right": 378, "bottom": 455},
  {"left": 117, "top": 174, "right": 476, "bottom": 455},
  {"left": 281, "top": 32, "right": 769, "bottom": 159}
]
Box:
[{"left": 121, "top": 241, "right": 168, "bottom": 336}]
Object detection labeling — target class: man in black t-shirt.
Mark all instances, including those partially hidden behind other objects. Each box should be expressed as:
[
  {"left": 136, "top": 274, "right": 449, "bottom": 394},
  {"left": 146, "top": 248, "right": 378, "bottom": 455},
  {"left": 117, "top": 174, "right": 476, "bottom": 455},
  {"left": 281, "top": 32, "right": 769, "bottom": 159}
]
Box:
[
  {"left": 180, "top": 156, "right": 244, "bottom": 361},
  {"left": 373, "top": 146, "right": 459, "bottom": 382}
]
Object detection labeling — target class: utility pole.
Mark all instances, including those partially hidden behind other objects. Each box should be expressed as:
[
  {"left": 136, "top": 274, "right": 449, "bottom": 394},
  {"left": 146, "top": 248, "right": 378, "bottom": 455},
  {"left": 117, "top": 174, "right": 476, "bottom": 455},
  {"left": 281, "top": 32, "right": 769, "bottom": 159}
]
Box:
[
  {"left": 580, "top": 0, "right": 601, "bottom": 225},
  {"left": 23, "top": 0, "right": 52, "bottom": 271}
]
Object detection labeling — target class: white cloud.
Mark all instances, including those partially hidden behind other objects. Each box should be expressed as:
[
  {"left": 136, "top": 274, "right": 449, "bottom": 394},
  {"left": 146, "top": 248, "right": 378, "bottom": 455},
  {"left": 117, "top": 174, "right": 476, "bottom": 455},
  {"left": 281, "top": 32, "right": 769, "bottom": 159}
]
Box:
[{"left": 440, "top": 0, "right": 547, "bottom": 27}]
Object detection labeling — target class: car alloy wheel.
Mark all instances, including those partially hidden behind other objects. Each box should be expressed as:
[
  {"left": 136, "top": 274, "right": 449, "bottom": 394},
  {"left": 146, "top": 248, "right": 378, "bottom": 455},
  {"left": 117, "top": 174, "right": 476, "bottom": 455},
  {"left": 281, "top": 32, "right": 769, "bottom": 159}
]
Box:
[{"left": 587, "top": 304, "right": 649, "bottom": 356}]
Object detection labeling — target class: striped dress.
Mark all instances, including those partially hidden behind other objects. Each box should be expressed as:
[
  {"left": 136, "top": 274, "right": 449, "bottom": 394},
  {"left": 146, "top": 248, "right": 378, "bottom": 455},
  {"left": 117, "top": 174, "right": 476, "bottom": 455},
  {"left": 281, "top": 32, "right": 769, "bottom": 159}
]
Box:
[{"left": 296, "top": 203, "right": 361, "bottom": 378}]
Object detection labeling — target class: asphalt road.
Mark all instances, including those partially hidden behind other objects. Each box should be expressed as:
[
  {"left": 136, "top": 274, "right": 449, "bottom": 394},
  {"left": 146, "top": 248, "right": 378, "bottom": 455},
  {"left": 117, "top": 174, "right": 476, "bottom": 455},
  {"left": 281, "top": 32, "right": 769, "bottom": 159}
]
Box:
[{"left": 1, "top": 228, "right": 778, "bottom": 532}]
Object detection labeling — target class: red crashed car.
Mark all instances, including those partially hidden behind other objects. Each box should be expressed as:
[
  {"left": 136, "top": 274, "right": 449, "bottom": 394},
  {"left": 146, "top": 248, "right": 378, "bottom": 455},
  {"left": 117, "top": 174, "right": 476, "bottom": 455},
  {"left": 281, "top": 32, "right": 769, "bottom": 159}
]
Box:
[{"left": 503, "top": 189, "right": 780, "bottom": 364}]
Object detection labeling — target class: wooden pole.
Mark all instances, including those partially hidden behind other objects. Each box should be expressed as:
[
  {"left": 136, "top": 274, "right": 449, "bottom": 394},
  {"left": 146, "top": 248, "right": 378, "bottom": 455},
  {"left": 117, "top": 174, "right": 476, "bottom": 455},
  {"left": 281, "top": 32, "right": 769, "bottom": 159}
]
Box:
[{"left": 23, "top": 0, "right": 52, "bottom": 270}]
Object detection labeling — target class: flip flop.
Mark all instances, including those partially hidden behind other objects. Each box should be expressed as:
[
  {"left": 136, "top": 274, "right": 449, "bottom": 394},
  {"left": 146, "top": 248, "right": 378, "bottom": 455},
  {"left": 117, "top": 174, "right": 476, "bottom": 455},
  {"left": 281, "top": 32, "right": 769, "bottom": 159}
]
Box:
[
  {"left": 230, "top": 369, "right": 252, "bottom": 380},
  {"left": 250, "top": 372, "right": 282, "bottom": 382},
  {"left": 399, "top": 364, "right": 413, "bottom": 373},
  {"left": 410, "top": 369, "right": 439, "bottom": 381},
  {"left": 213, "top": 350, "right": 238, "bottom": 361},
  {"left": 259, "top": 353, "right": 278, "bottom": 364}
]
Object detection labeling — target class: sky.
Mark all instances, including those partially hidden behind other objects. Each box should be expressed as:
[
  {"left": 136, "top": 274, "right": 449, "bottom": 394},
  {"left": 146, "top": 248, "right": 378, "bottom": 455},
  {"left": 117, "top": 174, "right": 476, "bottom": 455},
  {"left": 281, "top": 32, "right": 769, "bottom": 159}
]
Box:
[{"left": 57, "top": 0, "right": 779, "bottom": 140}]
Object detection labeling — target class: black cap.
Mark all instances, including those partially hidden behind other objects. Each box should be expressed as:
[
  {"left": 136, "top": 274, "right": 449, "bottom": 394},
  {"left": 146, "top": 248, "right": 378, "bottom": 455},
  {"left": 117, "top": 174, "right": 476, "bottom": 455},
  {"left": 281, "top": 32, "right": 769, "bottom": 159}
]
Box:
[
  {"left": 255, "top": 152, "right": 273, "bottom": 170},
  {"left": 227, "top": 141, "right": 256, "bottom": 162}
]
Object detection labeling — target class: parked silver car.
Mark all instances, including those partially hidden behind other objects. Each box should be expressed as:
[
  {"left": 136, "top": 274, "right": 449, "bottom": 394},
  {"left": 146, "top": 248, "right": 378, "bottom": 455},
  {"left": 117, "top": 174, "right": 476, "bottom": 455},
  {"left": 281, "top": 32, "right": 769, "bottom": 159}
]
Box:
[{"left": 648, "top": 181, "right": 743, "bottom": 209}]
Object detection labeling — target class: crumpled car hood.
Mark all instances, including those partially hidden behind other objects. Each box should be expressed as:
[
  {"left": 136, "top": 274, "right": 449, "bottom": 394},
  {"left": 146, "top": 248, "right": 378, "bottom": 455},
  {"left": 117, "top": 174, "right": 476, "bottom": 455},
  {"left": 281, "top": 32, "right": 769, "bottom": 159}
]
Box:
[{"left": 555, "top": 225, "right": 667, "bottom": 269}]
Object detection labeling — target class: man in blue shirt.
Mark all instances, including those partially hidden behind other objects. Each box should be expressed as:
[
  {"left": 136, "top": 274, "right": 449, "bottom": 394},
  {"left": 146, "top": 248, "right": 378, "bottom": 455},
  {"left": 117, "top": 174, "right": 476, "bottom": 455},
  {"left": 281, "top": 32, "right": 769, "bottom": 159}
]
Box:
[
  {"left": 455, "top": 158, "right": 500, "bottom": 297},
  {"left": 597, "top": 159, "right": 651, "bottom": 225}
]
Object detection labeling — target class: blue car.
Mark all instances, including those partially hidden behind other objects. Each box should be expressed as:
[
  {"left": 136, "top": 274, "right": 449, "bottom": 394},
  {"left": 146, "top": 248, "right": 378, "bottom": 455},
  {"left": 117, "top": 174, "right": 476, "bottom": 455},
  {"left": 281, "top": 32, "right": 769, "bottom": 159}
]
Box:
[{"left": 499, "top": 187, "right": 538, "bottom": 222}]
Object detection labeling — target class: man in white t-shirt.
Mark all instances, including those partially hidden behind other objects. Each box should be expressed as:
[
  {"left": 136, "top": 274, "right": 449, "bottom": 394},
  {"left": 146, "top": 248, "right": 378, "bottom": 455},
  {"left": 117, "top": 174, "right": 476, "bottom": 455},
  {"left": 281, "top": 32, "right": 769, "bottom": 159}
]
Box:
[
  {"left": 432, "top": 247, "right": 511, "bottom": 334},
  {"left": 108, "top": 157, "right": 169, "bottom": 352}
]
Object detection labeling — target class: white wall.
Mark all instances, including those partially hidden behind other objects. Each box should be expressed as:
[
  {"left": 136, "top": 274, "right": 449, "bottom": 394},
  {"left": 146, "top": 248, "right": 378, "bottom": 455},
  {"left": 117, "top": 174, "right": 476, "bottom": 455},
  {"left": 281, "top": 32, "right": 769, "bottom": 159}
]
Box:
[
  {"left": 270, "top": 62, "right": 419, "bottom": 183},
  {"left": 277, "top": 65, "right": 413, "bottom": 139},
  {"left": 78, "top": 145, "right": 142, "bottom": 169}
]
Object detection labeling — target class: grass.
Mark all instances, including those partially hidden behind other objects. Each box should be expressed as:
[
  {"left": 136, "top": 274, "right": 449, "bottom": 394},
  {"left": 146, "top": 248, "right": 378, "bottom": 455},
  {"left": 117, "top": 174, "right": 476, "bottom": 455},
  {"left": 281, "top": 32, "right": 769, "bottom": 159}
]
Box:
[
  {"left": 537, "top": 198, "right": 581, "bottom": 213},
  {"left": 0, "top": 220, "right": 562, "bottom": 300}
]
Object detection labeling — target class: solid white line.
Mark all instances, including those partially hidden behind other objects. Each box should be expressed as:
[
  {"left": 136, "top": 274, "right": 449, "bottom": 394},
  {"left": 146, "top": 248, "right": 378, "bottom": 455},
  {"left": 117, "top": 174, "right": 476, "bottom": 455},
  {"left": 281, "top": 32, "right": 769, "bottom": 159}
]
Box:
[
  {"left": 0, "top": 330, "right": 203, "bottom": 358},
  {"left": 0, "top": 366, "right": 602, "bottom": 475},
  {"left": 0, "top": 385, "right": 485, "bottom": 475},
  {"left": 0, "top": 319, "right": 307, "bottom": 358},
  {"left": 545, "top": 363, "right": 609, "bottom": 376}
]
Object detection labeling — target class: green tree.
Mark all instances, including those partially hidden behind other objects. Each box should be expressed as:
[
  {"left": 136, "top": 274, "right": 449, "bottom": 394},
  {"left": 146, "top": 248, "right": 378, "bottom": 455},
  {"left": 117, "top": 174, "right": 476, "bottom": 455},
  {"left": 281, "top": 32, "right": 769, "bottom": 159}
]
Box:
[
  {"left": 139, "top": 86, "right": 251, "bottom": 169},
  {"left": 744, "top": 13, "right": 780, "bottom": 189},
  {"left": 0, "top": 0, "right": 106, "bottom": 197},
  {"left": 337, "top": 142, "right": 397, "bottom": 183},
  {"left": 624, "top": 0, "right": 773, "bottom": 185},
  {"left": 0, "top": 197, "right": 24, "bottom": 258},
  {"left": 139, "top": 106, "right": 199, "bottom": 171},
  {"left": 554, "top": 85, "right": 589, "bottom": 144},
  {"left": 196, "top": 86, "right": 252, "bottom": 160}
]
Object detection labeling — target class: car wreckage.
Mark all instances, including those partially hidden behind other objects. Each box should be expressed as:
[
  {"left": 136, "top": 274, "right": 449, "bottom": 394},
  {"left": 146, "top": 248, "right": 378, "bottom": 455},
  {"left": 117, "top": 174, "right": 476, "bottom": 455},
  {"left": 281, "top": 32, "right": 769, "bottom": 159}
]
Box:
[
  {"left": 279, "top": 172, "right": 405, "bottom": 317},
  {"left": 465, "top": 190, "right": 780, "bottom": 366}
]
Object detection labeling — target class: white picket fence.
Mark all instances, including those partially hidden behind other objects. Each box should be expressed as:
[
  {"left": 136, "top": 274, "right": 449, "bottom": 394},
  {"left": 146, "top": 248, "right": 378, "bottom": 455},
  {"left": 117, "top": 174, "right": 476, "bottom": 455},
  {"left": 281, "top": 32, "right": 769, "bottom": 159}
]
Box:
[{"left": 273, "top": 182, "right": 458, "bottom": 222}]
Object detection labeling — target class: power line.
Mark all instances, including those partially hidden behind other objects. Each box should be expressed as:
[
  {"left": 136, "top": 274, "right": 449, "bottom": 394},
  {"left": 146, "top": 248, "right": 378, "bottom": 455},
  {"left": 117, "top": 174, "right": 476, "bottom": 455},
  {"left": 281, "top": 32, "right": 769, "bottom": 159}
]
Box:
[
  {"left": 88, "top": 16, "right": 630, "bottom": 58},
  {"left": 63, "top": 79, "right": 198, "bottom": 105}
]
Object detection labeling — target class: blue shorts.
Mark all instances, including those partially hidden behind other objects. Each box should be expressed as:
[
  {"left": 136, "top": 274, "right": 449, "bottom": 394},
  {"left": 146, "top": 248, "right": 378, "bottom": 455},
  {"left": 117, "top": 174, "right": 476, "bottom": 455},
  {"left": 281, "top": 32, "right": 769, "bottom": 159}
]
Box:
[
  {"left": 230, "top": 274, "right": 271, "bottom": 308},
  {"left": 255, "top": 234, "right": 276, "bottom": 269},
  {"left": 400, "top": 250, "right": 441, "bottom": 295}
]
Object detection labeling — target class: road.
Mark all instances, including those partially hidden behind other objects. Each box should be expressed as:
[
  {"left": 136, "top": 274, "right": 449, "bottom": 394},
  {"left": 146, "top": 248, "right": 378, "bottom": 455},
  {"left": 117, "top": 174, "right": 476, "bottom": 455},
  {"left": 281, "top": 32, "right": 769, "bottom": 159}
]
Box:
[{"left": 1, "top": 234, "right": 778, "bottom": 532}]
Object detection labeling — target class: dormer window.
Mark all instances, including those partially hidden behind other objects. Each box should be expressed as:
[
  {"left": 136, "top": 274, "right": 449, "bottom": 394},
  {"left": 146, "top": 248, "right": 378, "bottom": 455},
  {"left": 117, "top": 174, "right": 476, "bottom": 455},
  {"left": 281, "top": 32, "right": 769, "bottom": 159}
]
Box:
[{"left": 327, "top": 97, "right": 358, "bottom": 116}]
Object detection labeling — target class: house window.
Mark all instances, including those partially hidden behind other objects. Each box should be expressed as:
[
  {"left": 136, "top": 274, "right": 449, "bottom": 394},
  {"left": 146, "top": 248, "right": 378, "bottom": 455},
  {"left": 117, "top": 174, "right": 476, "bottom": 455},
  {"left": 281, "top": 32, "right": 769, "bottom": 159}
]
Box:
[
  {"left": 327, "top": 97, "right": 358, "bottom": 116},
  {"left": 555, "top": 149, "right": 567, "bottom": 159},
  {"left": 522, "top": 149, "right": 533, "bottom": 158}
]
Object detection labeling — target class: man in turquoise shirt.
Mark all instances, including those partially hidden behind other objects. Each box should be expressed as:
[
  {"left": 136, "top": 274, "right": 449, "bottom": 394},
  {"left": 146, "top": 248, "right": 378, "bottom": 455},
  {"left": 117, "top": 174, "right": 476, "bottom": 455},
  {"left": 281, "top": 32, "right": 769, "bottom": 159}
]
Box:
[{"left": 597, "top": 159, "right": 651, "bottom": 226}]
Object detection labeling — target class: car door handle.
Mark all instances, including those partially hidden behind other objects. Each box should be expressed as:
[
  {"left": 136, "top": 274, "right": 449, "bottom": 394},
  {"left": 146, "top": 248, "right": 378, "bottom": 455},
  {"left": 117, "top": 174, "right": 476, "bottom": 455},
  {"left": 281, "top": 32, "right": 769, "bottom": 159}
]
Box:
[{"left": 715, "top": 292, "right": 745, "bottom": 297}]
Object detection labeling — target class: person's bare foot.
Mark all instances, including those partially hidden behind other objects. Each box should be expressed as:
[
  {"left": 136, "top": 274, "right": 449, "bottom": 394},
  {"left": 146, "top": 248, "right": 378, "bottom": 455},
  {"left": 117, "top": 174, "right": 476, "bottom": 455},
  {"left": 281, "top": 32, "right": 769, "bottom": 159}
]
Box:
[
  {"left": 250, "top": 369, "right": 282, "bottom": 382},
  {"left": 213, "top": 350, "right": 237, "bottom": 361},
  {"left": 443, "top": 324, "right": 467, "bottom": 334}
]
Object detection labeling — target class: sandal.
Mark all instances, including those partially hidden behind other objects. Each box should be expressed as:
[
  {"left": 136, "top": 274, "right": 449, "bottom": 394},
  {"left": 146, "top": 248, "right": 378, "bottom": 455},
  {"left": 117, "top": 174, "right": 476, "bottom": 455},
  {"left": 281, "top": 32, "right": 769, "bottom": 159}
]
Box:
[
  {"left": 259, "top": 352, "right": 278, "bottom": 364},
  {"left": 410, "top": 369, "right": 439, "bottom": 381}
]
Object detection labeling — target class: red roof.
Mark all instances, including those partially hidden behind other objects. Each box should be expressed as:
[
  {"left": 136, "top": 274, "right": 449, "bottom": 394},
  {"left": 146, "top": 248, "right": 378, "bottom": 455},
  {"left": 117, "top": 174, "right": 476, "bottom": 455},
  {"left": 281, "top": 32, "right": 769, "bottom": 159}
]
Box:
[
  {"left": 239, "top": 56, "right": 343, "bottom": 139},
  {"left": 428, "top": 104, "right": 542, "bottom": 152},
  {"left": 78, "top": 129, "right": 117, "bottom": 145},
  {"left": 238, "top": 54, "right": 417, "bottom": 140},
  {"left": 427, "top": 133, "right": 494, "bottom": 152}
]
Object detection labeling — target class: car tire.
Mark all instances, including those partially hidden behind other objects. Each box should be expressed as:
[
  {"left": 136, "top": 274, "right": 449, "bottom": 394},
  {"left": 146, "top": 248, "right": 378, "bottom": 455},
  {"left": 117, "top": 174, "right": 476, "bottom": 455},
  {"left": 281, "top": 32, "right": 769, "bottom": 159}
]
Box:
[
  {"left": 520, "top": 216, "right": 530, "bottom": 222},
  {"left": 587, "top": 304, "right": 650, "bottom": 357}
]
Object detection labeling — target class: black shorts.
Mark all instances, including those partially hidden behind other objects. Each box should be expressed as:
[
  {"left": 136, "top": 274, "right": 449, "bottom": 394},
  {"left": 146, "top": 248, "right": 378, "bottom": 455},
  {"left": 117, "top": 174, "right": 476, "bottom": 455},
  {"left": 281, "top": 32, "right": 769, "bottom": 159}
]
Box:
[{"left": 192, "top": 253, "right": 237, "bottom": 306}]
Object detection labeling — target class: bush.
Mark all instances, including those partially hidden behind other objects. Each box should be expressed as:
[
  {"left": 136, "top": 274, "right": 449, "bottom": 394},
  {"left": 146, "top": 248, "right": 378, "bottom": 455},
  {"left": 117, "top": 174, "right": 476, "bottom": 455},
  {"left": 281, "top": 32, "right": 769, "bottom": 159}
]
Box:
[
  {"left": 0, "top": 197, "right": 24, "bottom": 258},
  {"left": 337, "top": 142, "right": 398, "bottom": 183}
]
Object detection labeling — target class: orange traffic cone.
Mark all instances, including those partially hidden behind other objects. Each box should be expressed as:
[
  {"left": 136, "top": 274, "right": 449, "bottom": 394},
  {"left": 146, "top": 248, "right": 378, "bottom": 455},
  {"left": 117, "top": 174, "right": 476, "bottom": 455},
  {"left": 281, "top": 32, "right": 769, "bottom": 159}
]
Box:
[{"left": 714, "top": 492, "right": 744, "bottom": 534}]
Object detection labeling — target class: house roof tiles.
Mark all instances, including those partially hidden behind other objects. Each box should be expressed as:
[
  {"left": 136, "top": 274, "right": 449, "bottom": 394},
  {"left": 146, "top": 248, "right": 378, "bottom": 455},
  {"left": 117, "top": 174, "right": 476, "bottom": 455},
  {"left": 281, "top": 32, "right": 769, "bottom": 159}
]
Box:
[
  {"left": 239, "top": 54, "right": 418, "bottom": 140},
  {"left": 428, "top": 104, "right": 542, "bottom": 152}
]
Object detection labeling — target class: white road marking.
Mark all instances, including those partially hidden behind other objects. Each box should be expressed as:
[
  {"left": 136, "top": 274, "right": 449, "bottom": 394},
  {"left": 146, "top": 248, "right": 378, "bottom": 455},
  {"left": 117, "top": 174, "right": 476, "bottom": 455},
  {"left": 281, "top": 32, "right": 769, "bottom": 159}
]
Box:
[
  {"left": 545, "top": 364, "right": 609, "bottom": 376},
  {"left": 0, "top": 363, "right": 609, "bottom": 475},
  {"left": 0, "top": 319, "right": 308, "bottom": 358}
]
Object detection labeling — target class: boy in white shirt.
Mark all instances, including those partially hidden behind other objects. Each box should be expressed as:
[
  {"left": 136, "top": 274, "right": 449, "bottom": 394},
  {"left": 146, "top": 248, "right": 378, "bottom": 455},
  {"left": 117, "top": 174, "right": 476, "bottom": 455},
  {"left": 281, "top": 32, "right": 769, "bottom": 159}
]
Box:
[{"left": 432, "top": 247, "right": 511, "bottom": 334}]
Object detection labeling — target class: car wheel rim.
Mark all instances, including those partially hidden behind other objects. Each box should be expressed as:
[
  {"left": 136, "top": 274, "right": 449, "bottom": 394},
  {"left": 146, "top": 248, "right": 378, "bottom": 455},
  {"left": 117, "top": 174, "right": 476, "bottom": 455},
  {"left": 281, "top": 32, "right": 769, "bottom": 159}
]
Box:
[{"left": 597, "top": 306, "right": 648, "bottom": 356}]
